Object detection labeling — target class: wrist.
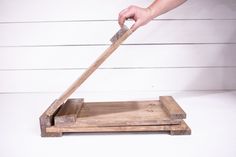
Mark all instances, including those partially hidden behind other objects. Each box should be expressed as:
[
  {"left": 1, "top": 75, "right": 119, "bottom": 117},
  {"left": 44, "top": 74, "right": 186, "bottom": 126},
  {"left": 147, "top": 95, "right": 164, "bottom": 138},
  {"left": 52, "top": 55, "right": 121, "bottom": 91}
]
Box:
[{"left": 146, "top": 7, "right": 156, "bottom": 20}]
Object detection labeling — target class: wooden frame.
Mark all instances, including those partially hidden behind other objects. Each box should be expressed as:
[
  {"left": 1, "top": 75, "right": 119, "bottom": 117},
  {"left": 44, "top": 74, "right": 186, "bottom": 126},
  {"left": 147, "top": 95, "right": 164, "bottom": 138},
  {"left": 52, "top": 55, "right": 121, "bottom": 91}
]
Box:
[
  {"left": 40, "top": 96, "right": 191, "bottom": 137},
  {"left": 39, "top": 26, "right": 191, "bottom": 137}
]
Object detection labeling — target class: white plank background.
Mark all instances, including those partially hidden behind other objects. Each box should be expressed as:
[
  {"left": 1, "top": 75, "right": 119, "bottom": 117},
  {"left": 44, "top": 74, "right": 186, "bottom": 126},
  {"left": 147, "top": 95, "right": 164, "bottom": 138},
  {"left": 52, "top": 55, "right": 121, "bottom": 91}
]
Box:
[
  {"left": 1, "top": 0, "right": 236, "bottom": 22},
  {"left": 1, "top": 20, "right": 236, "bottom": 46},
  {"left": 0, "top": 0, "right": 236, "bottom": 94},
  {"left": 1, "top": 45, "right": 236, "bottom": 70}
]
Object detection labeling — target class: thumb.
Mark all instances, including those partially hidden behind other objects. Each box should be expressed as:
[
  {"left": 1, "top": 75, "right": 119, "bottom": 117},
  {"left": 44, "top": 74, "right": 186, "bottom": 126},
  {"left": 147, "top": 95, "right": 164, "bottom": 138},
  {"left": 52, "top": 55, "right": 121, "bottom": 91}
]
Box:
[{"left": 130, "top": 20, "right": 141, "bottom": 32}]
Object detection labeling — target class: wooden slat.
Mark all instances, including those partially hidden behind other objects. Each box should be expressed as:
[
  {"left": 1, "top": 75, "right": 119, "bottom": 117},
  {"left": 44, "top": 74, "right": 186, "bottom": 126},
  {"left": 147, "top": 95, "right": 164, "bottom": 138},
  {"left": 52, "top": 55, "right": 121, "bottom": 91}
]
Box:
[
  {"left": 74, "top": 100, "right": 181, "bottom": 127},
  {"left": 160, "top": 96, "right": 186, "bottom": 119},
  {"left": 0, "top": 68, "right": 236, "bottom": 93},
  {"left": 42, "top": 98, "right": 190, "bottom": 136},
  {"left": 54, "top": 99, "right": 84, "bottom": 126},
  {"left": 39, "top": 100, "right": 62, "bottom": 137},
  {"left": 1, "top": 0, "right": 236, "bottom": 22},
  {"left": 1, "top": 20, "right": 236, "bottom": 46},
  {"left": 46, "top": 120, "right": 191, "bottom": 135},
  {"left": 1, "top": 45, "right": 236, "bottom": 70},
  {"left": 170, "top": 121, "right": 191, "bottom": 135}
]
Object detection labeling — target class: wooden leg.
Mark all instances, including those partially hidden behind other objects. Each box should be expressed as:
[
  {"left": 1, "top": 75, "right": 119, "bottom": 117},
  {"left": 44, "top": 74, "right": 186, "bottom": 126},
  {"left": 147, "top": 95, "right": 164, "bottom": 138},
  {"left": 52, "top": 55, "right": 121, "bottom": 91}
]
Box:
[
  {"left": 40, "top": 114, "right": 62, "bottom": 137},
  {"left": 41, "top": 126, "right": 62, "bottom": 137},
  {"left": 170, "top": 121, "right": 191, "bottom": 135},
  {"left": 40, "top": 100, "right": 63, "bottom": 137}
]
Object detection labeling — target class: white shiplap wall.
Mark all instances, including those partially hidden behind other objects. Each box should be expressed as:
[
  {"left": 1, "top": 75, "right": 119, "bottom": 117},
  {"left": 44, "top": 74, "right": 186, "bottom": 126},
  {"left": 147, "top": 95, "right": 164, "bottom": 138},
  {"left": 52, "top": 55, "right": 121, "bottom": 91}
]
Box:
[{"left": 0, "top": 0, "right": 236, "bottom": 97}]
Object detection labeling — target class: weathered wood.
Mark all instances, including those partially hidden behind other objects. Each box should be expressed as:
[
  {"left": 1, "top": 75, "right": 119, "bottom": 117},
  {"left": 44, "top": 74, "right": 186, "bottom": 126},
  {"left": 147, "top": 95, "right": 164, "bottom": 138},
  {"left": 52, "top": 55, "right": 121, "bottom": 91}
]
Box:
[
  {"left": 46, "top": 27, "right": 133, "bottom": 116},
  {"left": 39, "top": 100, "right": 62, "bottom": 137},
  {"left": 54, "top": 99, "right": 84, "bottom": 126},
  {"left": 170, "top": 120, "right": 191, "bottom": 135},
  {"left": 46, "top": 120, "right": 190, "bottom": 135},
  {"left": 37, "top": 25, "right": 191, "bottom": 137},
  {"left": 41, "top": 97, "right": 191, "bottom": 137},
  {"left": 160, "top": 96, "right": 186, "bottom": 119},
  {"left": 75, "top": 100, "right": 181, "bottom": 127}
]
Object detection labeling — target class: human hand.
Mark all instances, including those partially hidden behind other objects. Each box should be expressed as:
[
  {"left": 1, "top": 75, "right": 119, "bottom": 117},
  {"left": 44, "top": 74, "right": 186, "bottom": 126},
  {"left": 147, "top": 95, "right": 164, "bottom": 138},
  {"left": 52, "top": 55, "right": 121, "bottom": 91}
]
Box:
[{"left": 118, "top": 5, "right": 154, "bottom": 32}]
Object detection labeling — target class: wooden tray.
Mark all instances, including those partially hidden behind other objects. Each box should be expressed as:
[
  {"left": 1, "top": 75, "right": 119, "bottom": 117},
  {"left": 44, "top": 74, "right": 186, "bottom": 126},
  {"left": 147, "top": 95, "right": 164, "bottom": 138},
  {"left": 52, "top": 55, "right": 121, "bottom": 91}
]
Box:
[{"left": 40, "top": 96, "right": 191, "bottom": 137}]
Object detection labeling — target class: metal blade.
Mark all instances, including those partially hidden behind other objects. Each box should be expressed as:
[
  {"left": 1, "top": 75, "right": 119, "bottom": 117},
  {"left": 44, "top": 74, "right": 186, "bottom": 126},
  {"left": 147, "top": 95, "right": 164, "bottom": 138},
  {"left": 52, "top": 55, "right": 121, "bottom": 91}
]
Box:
[{"left": 110, "top": 25, "right": 129, "bottom": 43}]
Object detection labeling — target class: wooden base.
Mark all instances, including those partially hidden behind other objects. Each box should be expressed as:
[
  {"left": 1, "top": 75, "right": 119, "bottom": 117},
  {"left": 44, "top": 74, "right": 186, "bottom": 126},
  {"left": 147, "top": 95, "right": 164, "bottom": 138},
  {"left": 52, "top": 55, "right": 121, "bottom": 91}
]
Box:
[
  {"left": 46, "top": 120, "right": 191, "bottom": 136},
  {"left": 40, "top": 96, "right": 191, "bottom": 137}
]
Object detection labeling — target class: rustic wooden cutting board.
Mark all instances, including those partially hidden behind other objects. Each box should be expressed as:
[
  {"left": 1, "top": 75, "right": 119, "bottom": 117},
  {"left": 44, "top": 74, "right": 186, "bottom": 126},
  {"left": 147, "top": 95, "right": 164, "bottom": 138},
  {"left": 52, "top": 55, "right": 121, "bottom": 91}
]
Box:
[{"left": 40, "top": 96, "right": 191, "bottom": 137}]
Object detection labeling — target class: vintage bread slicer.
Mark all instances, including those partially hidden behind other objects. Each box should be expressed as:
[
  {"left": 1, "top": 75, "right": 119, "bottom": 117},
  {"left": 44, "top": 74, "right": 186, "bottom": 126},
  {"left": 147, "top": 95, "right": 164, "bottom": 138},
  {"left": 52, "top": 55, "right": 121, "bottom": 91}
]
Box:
[{"left": 40, "top": 25, "right": 191, "bottom": 137}]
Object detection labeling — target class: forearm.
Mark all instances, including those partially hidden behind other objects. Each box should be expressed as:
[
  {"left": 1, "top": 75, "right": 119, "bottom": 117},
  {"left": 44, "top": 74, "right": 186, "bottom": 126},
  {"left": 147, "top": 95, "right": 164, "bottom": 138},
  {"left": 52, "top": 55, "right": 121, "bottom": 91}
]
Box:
[{"left": 148, "top": 0, "right": 187, "bottom": 18}]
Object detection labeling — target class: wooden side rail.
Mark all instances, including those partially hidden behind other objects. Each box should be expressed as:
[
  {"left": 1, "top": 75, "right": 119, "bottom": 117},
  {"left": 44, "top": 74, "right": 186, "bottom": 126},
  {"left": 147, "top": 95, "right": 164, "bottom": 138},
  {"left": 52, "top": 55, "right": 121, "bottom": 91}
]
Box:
[
  {"left": 54, "top": 99, "right": 84, "bottom": 126},
  {"left": 160, "top": 96, "right": 186, "bottom": 119}
]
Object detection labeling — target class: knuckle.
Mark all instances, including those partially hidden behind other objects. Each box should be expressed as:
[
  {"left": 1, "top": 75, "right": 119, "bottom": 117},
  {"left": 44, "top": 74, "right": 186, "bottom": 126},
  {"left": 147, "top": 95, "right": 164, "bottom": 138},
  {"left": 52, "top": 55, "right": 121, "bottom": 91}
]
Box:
[
  {"left": 128, "top": 5, "right": 135, "bottom": 10},
  {"left": 120, "top": 14, "right": 126, "bottom": 19}
]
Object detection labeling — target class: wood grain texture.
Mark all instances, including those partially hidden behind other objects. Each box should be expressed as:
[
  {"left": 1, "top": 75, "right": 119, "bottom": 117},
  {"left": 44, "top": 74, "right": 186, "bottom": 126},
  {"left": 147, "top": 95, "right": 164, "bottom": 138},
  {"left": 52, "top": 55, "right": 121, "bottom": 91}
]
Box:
[
  {"left": 170, "top": 120, "right": 191, "bottom": 135},
  {"left": 160, "top": 96, "right": 186, "bottom": 119},
  {"left": 41, "top": 97, "right": 191, "bottom": 136},
  {"left": 46, "top": 120, "right": 191, "bottom": 135},
  {"left": 74, "top": 100, "right": 181, "bottom": 127},
  {"left": 54, "top": 98, "right": 84, "bottom": 126},
  {"left": 39, "top": 100, "right": 62, "bottom": 137}
]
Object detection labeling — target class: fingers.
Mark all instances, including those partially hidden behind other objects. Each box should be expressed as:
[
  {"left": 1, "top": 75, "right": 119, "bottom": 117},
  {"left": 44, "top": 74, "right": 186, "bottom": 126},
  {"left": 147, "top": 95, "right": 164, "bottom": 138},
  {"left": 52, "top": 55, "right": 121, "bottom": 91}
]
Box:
[
  {"left": 118, "top": 7, "right": 135, "bottom": 27},
  {"left": 118, "top": 8, "right": 127, "bottom": 27},
  {"left": 118, "top": 13, "right": 126, "bottom": 27},
  {"left": 118, "top": 5, "right": 146, "bottom": 32},
  {"left": 130, "top": 20, "right": 141, "bottom": 32}
]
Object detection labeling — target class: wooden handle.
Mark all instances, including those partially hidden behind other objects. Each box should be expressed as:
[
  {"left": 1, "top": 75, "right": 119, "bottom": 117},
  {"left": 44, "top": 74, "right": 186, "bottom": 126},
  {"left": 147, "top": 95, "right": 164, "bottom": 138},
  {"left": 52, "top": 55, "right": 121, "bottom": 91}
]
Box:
[{"left": 46, "top": 29, "right": 133, "bottom": 116}]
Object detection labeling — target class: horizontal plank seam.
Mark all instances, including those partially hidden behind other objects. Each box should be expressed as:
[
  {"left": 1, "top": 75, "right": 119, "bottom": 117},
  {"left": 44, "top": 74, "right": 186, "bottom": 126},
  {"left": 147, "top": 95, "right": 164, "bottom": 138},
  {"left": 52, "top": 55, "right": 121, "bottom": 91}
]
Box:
[
  {"left": 1, "top": 43, "right": 236, "bottom": 48},
  {"left": 0, "top": 90, "right": 236, "bottom": 95},
  {"left": 1, "top": 66, "right": 236, "bottom": 71},
  {"left": 0, "top": 18, "right": 236, "bottom": 24}
]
